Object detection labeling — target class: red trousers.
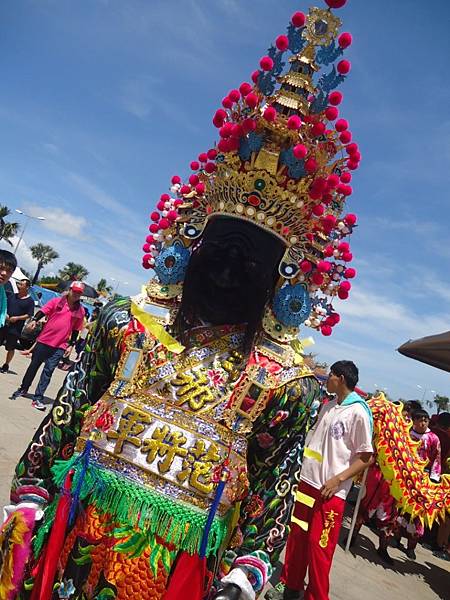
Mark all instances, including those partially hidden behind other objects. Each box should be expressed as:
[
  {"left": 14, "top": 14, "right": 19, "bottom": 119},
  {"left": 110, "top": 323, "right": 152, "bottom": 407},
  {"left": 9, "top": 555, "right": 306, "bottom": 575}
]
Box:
[{"left": 281, "top": 481, "right": 345, "bottom": 600}]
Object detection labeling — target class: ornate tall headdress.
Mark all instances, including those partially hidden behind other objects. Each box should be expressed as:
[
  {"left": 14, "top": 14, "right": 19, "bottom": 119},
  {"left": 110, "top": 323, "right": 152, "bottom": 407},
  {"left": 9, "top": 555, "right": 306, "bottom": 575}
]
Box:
[{"left": 142, "top": 0, "right": 360, "bottom": 339}]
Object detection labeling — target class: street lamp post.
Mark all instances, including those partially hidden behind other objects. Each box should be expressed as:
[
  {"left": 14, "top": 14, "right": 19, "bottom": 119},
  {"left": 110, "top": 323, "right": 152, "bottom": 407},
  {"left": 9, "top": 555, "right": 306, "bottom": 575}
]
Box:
[{"left": 14, "top": 209, "right": 46, "bottom": 255}]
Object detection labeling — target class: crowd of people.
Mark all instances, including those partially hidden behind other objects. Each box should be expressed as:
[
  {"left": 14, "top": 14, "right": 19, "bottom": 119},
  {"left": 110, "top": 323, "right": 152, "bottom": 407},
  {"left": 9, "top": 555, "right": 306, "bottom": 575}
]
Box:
[{"left": 0, "top": 249, "right": 98, "bottom": 410}]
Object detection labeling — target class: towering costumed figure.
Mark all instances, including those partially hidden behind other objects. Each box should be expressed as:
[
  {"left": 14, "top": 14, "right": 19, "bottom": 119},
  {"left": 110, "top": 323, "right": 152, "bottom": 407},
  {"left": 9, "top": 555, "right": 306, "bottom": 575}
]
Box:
[{"left": 0, "top": 1, "right": 369, "bottom": 598}]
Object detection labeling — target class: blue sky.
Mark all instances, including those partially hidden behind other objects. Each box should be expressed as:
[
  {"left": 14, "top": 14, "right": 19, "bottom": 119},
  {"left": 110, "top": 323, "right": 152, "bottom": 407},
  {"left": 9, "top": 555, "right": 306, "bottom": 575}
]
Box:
[{"left": 1, "top": 0, "right": 449, "bottom": 402}]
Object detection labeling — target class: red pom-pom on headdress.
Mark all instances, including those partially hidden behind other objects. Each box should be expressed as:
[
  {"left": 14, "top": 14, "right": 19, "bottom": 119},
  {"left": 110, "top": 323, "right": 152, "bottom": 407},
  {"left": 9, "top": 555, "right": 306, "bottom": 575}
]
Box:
[
  {"left": 312, "top": 204, "right": 324, "bottom": 216},
  {"left": 305, "top": 157, "right": 317, "bottom": 173},
  {"left": 329, "top": 313, "right": 341, "bottom": 325},
  {"left": 251, "top": 70, "right": 259, "bottom": 83},
  {"left": 229, "top": 89, "right": 240, "bottom": 103},
  {"left": 317, "top": 260, "right": 332, "bottom": 273},
  {"left": 190, "top": 161, "right": 200, "bottom": 171},
  {"left": 338, "top": 32, "right": 352, "bottom": 48},
  {"left": 328, "top": 91, "right": 343, "bottom": 106},
  {"left": 291, "top": 12, "right": 306, "bottom": 27},
  {"left": 287, "top": 115, "right": 302, "bottom": 130},
  {"left": 327, "top": 174, "right": 340, "bottom": 188},
  {"left": 300, "top": 260, "right": 312, "bottom": 273},
  {"left": 335, "top": 119, "right": 348, "bottom": 132},
  {"left": 239, "top": 82, "right": 252, "bottom": 97},
  {"left": 260, "top": 56, "right": 274, "bottom": 71},
  {"left": 276, "top": 35, "right": 289, "bottom": 51},
  {"left": 242, "top": 118, "right": 256, "bottom": 133},
  {"left": 312, "top": 272, "right": 324, "bottom": 285},
  {"left": 171, "top": 175, "right": 181, "bottom": 185},
  {"left": 325, "top": 0, "right": 347, "bottom": 8},
  {"left": 189, "top": 174, "right": 199, "bottom": 186},
  {"left": 338, "top": 241, "right": 349, "bottom": 252},
  {"left": 217, "top": 139, "right": 229, "bottom": 153},
  {"left": 245, "top": 93, "right": 259, "bottom": 108},
  {"left": 311, "top": 121, "right": 326, "bottom": 136},
  {"left": 337, "top": 60, "right": 351, "bottom": 75},
  {"left": 222, "top": 97, "right": 233, "bottom": 109},
  {"left": 321, "top": 324, "right": 332, "bottom": 336},
  {"left": 263, "top": 106, "right": 277, "bottom": 122},
  {"left": 293, "top": 144, "right": 307, "bottom": 159},
  {"left": 325, "top": 106, "right": 338, "bottom": 120},
  {"left": 213, "top": 109, "right": 226, "bottom": 128},
  {"left": 339, "top": 131, "right": 352, "bottom": 144}
]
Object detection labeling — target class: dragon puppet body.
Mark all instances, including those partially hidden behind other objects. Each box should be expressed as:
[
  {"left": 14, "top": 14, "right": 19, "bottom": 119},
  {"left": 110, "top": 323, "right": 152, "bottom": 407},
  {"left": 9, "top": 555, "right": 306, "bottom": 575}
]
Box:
[{"left": 368, "top": 393, "right": 449, "bottom": 528}]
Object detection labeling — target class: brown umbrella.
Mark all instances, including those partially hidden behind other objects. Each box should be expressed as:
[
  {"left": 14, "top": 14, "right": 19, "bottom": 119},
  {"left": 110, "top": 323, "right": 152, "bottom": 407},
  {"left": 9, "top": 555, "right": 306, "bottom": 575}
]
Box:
[{"left": 397, "top": 330, "right": 450, "bottom": 373}]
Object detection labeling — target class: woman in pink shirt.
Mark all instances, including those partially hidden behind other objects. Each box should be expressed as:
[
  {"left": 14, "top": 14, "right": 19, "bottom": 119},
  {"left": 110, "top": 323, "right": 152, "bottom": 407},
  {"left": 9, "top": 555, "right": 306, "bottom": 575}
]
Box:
[{"left": 10, "top": 281, "right": 85, "bottom": 410}]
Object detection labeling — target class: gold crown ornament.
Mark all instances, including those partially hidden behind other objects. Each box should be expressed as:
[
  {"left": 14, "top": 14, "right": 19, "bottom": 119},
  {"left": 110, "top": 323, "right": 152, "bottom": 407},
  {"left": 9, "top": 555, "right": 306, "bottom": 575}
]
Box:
[{"left": 142, "top": 0, "right": 360, "bottom": 338}]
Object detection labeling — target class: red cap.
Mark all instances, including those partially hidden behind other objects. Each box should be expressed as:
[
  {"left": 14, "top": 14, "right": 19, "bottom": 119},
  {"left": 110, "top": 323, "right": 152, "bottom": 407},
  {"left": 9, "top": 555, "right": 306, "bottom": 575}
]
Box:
[{"left": 70, "top": 281, "right": 85, "bottom": 294}]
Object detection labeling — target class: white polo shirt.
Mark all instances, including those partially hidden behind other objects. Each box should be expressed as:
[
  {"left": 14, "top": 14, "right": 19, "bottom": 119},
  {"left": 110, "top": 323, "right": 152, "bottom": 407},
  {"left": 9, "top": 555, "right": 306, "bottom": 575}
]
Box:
[{"left": 300, "top": 397, "right": 373, "bottom": 499}]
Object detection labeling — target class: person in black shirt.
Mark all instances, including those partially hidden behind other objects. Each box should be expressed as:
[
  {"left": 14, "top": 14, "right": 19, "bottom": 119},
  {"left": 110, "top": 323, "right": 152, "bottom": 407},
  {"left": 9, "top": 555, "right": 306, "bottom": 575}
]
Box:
[{"left": 0, "top": 278, "right": 35, "bottom": 373}]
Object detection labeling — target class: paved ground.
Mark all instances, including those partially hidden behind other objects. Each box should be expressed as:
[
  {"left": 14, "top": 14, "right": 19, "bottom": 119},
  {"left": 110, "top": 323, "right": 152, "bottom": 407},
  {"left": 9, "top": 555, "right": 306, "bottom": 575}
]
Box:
[
  {"left": 0, "top": 352, "right": 66, "bottom": 508},
  {"left": 0, "top": 354, "right": 448, "bottom": 599}
]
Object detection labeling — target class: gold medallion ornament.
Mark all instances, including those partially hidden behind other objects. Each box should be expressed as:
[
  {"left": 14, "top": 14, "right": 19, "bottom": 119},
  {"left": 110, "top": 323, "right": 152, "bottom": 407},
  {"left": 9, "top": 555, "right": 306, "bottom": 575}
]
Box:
[{"left": 304, "top": 8, "right": 342, "bottom": 46}]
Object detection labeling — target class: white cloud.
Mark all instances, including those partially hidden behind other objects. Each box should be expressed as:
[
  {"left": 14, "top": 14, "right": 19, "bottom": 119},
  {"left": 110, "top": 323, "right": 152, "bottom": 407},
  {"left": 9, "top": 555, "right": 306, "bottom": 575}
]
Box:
[
  {"left": 312, "top": 278, "right": 450, "bottom": 400},
  {"left": 23, "top": 203, "right": 88, "bottom": 239},
  {"left": 370, "top": 216, "right": 442, "bottom": 237},
  {"left": 118, "top": 77, "right": 201, "bottom": 134},
  {"left": 66, "top": 172, "right": 136, "bottom": 221},
  {"left": 119, "top": 77, "right": 160, "bottom": 119},
  {"left": 41, "top": 142, "right": 60, "bottom": 155},
  {"left": 338, "top": 285, "right": 450, "bottom": 345}
]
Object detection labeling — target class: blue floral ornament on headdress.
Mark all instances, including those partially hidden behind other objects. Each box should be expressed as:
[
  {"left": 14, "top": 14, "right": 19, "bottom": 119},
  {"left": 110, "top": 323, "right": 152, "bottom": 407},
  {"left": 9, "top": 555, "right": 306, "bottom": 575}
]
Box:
[
  {"left": 153, "top": 241, "right": 190, "bottom": 284},
  {"left": 272, "top": 284, "right": 311, "bottom": 327}
]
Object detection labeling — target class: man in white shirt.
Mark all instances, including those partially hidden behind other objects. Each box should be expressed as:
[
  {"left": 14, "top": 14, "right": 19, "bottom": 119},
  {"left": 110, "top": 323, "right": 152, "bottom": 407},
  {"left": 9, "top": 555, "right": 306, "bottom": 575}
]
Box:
[{"left": 280, "top": 360, "right": 373, "bottom": 600}]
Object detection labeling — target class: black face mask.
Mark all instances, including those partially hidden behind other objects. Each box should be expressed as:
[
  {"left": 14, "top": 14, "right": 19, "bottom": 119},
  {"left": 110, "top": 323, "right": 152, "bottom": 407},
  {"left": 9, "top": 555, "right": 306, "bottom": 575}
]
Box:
[{"left": 174, "top": 217, "right": 285, "bottom": 349}]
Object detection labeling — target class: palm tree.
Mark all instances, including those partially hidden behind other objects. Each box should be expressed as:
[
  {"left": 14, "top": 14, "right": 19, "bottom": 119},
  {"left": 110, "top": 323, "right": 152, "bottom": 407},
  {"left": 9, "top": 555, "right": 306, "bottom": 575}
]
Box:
[
  {"left": 96, "top": 277, "right": 113, "bottom": 294},
  {"left": 30, "top": 243, "right": 59, "bottom": 284},
  {"left": 58, "top": 262, "right": 89, "bottom": 282},
  {"left": 0, "top": 205, "right": 20, "bottom": 246}
]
